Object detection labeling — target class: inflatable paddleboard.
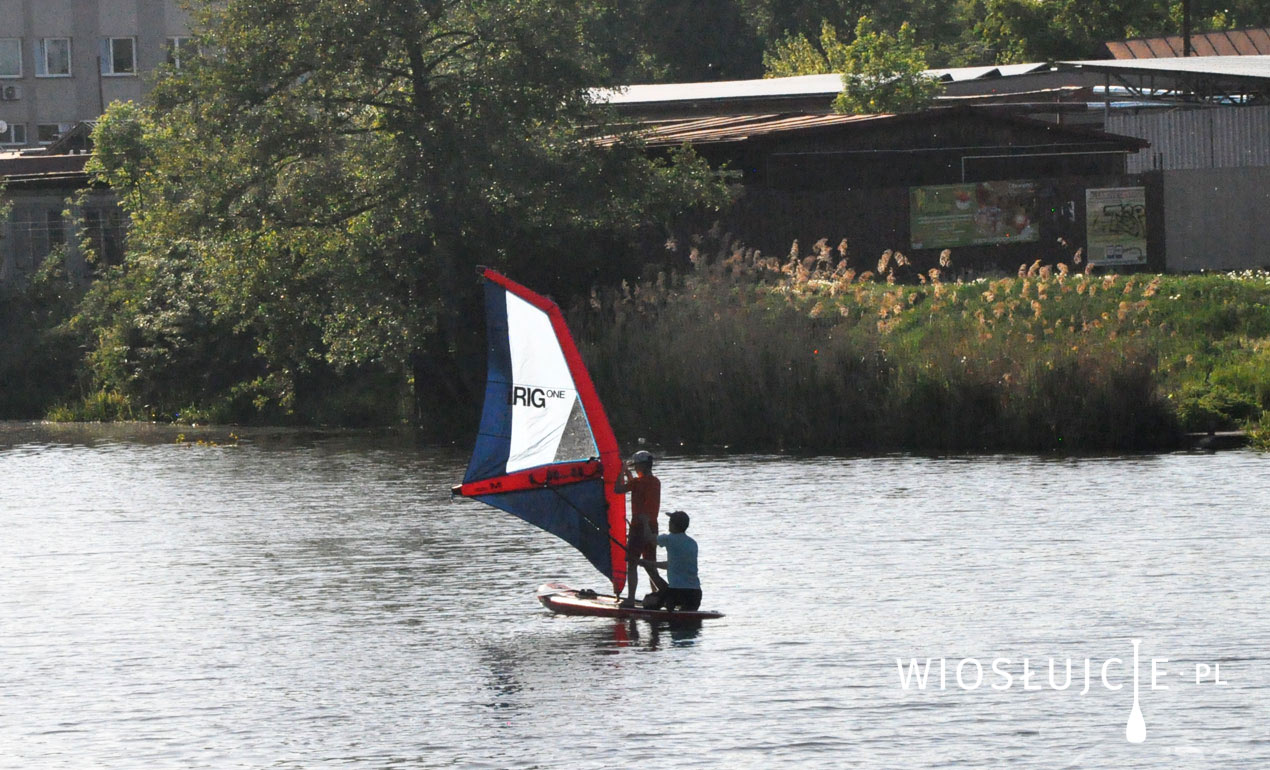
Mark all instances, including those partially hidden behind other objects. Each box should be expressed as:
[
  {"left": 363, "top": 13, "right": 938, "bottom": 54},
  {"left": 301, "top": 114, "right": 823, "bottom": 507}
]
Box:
[{"left": 537, "top": 582, "right": 724, "bottom": 621}]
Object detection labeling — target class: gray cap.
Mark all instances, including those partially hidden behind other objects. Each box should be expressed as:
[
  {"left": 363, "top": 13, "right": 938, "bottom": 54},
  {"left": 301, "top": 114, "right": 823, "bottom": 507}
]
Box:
[{"left": 630, "top": 450, "right": 654, "bottom": 466}]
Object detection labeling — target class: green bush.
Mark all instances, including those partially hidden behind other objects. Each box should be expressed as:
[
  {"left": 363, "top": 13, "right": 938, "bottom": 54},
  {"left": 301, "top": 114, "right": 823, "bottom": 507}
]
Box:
[
  {"left": 46, "top": 390, "right": 134, "bottom": 422},
  {"left": 1176, "top": 383, "right": 1261, "bottom": 433}
]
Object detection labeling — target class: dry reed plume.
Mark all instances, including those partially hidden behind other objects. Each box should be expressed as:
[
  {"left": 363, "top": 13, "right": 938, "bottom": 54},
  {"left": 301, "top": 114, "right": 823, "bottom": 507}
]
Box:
[{"left": 573, "top": 230, "right": 1270, "bottom": 451}]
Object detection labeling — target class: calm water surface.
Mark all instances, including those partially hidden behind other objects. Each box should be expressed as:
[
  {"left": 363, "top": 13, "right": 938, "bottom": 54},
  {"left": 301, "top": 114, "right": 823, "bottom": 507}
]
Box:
[{"left": 2, "top": 422, "right": 1268, "bottom": 768}]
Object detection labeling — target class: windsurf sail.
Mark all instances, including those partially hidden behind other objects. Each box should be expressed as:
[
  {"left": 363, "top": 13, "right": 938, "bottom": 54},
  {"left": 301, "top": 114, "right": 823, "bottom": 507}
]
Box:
[{"left": 453, "top": 268, "right": 627, "bottom": 593}]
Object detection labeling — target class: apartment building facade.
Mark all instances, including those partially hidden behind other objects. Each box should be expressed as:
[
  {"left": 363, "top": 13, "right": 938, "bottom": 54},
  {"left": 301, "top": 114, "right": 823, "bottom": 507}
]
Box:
[{"left": 0, "top": 0, "right": 191, "bottom": 147}]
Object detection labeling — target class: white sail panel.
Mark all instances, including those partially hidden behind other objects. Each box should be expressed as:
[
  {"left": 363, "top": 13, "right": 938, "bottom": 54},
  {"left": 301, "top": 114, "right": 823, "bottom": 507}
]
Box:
[{"left": 505, "top": 291, "right": 582, "bottom": 472}]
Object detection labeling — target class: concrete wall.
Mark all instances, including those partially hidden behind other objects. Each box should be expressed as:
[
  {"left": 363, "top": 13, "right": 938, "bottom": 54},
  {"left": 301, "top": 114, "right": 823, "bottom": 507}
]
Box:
[
  {"left": 0, "top": 0, "right": 190, "bottom": 147},
  {"left": 1163, "top": 167, "right": 1270, "bottom": 271}
]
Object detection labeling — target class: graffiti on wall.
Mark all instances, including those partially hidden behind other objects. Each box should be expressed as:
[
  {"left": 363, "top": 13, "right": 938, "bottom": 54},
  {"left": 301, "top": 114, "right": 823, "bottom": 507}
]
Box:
[{"left": 1086, "top": 187, "right": 1147, "bottom": 265}]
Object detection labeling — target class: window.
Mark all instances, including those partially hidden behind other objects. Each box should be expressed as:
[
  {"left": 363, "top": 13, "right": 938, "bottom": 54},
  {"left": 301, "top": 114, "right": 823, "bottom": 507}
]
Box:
[
  {"left": 101, "top": 37, "right": 136, "bottom": 76},
  {"left": 36, "top": 38, "right": 71, "bottom": 76},
  {"left": 166, "top": 37, "right": 194, "bottom": 69},
  {"left": 83, "top": 208, "right": 125, "bottom": 267},
  {"left": 0, "top": 122, "right": 25, "bottom": 145},
  {"left": 8, "top": 207, "right": 38, "bottom": 277},
  {"left": 36, "top": 123, "right": 72, "bottom": 144},
  {"left": 0, "top": 38, "right": 20, "bottom": 78},
  {"left": 48, "top": 210, "right": 66, "bottom": 250}
]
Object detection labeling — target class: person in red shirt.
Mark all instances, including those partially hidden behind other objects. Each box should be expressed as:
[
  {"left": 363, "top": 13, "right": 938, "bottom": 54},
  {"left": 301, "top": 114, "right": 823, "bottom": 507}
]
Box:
[{"left": 614, "top": 450, "right": 663, "bottom": 607}]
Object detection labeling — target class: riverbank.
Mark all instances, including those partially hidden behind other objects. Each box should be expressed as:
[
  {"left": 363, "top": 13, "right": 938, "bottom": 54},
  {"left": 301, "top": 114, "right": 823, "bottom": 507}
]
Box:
[
  {"left": 574, "top": 239, "right": 1270, "bottom": 452},
  {"left": 7, "top": 238, "right": 1270, "bottom": 453}
]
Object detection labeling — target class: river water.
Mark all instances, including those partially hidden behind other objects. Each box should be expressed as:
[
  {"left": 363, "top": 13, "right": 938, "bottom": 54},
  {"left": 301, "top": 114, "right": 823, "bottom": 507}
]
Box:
[{"left": 2, "top": 422, "right": 1268, "bottom": 768}]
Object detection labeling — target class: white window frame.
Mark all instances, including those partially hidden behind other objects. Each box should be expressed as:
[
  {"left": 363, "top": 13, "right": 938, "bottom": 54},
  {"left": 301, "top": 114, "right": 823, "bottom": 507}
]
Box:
[
  {"left": 0, "top": 122, "right": 27, "bottom": 146},
  {"left": 0, "top": 38, "right": 21, "bottom": 78},
  {"left": 101, "top": 37, "right": 137, "bottom": 76},
  {"left": 36, "top": 37, "right": 72, "bottom": 77},
  {"left": 166, "top": 36, "right": 194, "bottom": 69},
  {"left": 36, "top": 122, "right": 72, "bottom": 145}
]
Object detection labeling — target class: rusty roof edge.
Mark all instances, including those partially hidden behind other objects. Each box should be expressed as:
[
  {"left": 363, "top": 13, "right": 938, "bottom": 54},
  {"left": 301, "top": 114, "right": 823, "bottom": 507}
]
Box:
[{"left": 622, "top": 105, "right": 1148, "bottom": 150}]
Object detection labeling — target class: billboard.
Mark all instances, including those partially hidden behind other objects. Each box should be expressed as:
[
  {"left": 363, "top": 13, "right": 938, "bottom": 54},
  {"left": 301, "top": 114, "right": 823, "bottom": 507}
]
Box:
[
  {"left": 1086, "top": 187, "right": 1147, "bottom": 266},
  {"left": 910, "top": 181, "right": 1039, "bottom": 249}
]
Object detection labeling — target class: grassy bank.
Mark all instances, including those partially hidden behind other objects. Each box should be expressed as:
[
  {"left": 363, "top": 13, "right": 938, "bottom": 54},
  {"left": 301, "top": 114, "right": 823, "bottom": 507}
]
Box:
[{"left": 574, "top": 237, "right": 1270, "bottom": 452}]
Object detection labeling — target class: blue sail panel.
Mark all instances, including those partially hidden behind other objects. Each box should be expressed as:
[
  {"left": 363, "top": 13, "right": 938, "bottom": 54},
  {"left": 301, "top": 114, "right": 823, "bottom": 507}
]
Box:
[
  {"left": 464, "top": 282, "right": 513, "bottom": 483},
  {"left": 474, "top": 478, "right": 614, "bottom": 581}
]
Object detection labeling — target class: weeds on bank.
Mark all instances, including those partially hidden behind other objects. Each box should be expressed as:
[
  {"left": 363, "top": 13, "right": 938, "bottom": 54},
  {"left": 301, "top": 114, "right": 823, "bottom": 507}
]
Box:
[
  {"left": 175, "top": 431, "right": 240, "bottom": 447},
  {"left": 574, "top": 231, "right": 1270, "bottom": 451},
  {"left": 46, "top": 390, "right": 135, "bottom": 422}
]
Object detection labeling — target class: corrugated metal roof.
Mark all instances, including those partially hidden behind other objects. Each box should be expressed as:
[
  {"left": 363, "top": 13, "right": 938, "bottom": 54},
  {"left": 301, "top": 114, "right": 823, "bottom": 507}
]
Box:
[
  {"left": 1066, "top": 55, "right": 1270, "bottom": 80},
  {"left": 600, "top": 113, "right": 891, "bottom": 147},
  {"left": 0, "top": 151, "right": 89, "bottom": 178},
  {"left": 595, "top": 74, "right": 843, "bottom": 106},
  {"left": 593, "top": 64, "right": 1054, "bottom": 106},
  {"left": 1106, "top": 28, "right": 1270, "bottom": 59},
  {"left": 601, "top": 109, "right": 1147, "bottom": 149},
  {"left": 928, "top": 63, "right": 1052, "bottom": 81}
]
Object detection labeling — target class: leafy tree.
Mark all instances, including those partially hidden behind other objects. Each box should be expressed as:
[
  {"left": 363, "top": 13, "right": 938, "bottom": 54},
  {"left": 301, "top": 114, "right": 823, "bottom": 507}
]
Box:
[
  {"left": 751, "top": 0, "right": 1270, "bottom": 69},
  {"left": 976, "top": 0, "right": 1165, "bottom": 61},
  {"left": 763, "top": 20, "right": 849, "bottom": 77},
  {"left": 83, "top": 1, "right": 729, "bottom": 427},
  {"left": 763, "top": 16, "right": 942, "bottom": 114},
  {"left": 974, "top": 0, "right": 1270, "bottom": 63},
  {"left": 745, "top": 0, "right": 981, "bottom": 67},
  {"left": 835, "top": 17, "right": 942, "bottom": 114},
  {"left": 594, "top": 0, "right": 763, "bottom": 82}
]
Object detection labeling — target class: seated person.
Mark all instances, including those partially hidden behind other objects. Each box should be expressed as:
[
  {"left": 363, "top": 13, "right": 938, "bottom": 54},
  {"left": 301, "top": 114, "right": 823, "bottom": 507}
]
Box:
[{"left": 640, "top": 510, "right": 701, "bottom": 611}]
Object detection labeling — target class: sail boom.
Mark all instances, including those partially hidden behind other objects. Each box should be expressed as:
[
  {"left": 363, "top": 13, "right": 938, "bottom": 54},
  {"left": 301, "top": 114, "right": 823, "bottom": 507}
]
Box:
[{"left": 456, "top": 459, "right": 603, "bottom": 497}]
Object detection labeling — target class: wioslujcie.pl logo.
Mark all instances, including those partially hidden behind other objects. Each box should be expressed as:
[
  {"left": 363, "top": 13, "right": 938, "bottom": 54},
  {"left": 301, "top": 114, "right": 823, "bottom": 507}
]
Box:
[{"left": 896, "top": 639, "right": 1228, "bottom": 743}]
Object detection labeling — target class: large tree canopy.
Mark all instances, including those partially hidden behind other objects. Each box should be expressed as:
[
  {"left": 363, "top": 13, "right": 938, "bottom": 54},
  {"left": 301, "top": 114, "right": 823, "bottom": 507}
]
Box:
[
  {"left": 84, "top": 0, "right": 729, "bottom": 426},
  {"left": 976, "top": 0, "right": 1270, "bottom": 62},
  {"left": 746, "top": 0, "right": 1270, "bottom": 69}
]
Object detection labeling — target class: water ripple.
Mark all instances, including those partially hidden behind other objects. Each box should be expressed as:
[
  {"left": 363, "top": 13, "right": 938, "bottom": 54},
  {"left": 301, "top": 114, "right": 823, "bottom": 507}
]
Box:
[{"left": 2, "top": 424, "right": 1268, "bottom": 769}]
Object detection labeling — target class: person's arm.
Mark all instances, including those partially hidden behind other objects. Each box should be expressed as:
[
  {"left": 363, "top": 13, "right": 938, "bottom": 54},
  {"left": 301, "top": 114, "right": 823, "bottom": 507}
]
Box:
[
  {"left": 639, "top": 559, "right": 668, "bottom": 569},
  {"left": 613, "top": 465, "right": 632, "bottom": 494}
]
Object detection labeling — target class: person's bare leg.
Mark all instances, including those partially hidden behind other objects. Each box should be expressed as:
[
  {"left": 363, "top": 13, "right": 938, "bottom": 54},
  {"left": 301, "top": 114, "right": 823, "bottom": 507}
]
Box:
[{"left": 624, "top": 555, "right": 639, "bottom": 604}]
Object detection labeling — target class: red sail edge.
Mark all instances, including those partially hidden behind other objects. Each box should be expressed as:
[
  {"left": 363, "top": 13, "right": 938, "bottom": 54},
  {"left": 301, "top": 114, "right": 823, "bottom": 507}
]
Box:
[{"left": 479, "top": 269, "right": 629, "bottom": 594}]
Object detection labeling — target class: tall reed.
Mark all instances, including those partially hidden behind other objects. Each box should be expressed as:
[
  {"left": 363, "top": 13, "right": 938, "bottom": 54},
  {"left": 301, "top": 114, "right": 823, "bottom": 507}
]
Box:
[{"left": 573, "top": 234, "right": 1270, "bottom": 452}]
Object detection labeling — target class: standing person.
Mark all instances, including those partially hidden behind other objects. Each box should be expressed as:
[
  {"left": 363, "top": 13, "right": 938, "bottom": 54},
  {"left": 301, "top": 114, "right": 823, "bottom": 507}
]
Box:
[
  {"left": 644, "top": 510, "right": 701, "bottom": 611},
  {"left": 615, "top": 450, "right": 661, "bottom": 607}
]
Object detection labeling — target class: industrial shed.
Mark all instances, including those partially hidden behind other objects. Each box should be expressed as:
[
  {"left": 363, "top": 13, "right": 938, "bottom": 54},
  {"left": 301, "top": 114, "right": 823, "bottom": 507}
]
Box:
[{"left": 619, "top": 107, "right": 1158, "bottom": 274}]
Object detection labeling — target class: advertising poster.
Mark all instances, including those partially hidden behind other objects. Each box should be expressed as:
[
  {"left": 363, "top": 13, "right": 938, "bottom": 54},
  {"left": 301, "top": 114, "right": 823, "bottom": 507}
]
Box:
[
  {"left": 910, "top": 181, "right": 1039, "bottom": 249},
  {"left": 1086, "top": 186, "right": 1148, "bottom": 266}
]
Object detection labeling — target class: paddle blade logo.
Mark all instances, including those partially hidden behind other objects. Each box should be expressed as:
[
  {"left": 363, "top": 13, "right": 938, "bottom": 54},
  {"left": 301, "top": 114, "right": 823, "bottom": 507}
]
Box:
[{"left": 1126, "top": 639, "right": 1146, "bottom": 743}]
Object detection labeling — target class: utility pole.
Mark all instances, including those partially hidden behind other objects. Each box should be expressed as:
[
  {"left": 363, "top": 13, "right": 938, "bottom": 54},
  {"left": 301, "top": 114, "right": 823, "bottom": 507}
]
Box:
[{"left": 1182, "top": 0, "right": 1193, "bottom": 56}]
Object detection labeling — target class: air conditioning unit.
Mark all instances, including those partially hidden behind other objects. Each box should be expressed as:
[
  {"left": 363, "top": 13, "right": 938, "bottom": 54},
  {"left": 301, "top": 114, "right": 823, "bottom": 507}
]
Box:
[{"left": 0, "top": 85, "right": 21, "bottom": 101}]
